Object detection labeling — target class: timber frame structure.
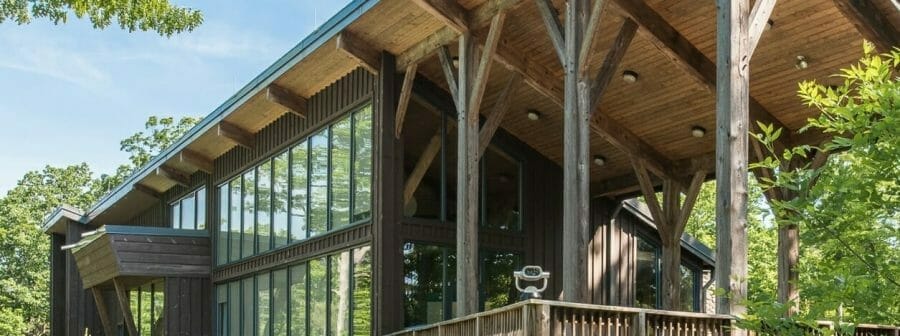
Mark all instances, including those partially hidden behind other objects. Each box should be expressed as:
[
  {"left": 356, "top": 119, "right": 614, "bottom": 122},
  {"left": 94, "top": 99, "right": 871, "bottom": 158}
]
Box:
[{"left": 41, "top": 0, "right": 898, "bottom": 335}]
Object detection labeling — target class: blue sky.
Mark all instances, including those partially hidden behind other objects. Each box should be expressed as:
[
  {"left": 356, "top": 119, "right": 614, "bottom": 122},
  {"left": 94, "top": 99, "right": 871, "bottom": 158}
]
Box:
[{"left": 0, "top": 0, "right": 350, "bottom": 194}]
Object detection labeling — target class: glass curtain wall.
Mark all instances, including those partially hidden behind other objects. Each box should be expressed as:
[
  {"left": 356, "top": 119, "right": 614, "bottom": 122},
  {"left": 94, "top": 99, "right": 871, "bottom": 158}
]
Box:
[
  {"left": 402, "top": 242, "right": 521, "bottom": 327},
  {"left": 216, "top": 105, "right": 372, "bottom": 266},
  {"left": 215, "top": 245, "right": 372, "bottom": 336},
  {"left": 634, "top": 234, "right": 702, "bottom": 311}
]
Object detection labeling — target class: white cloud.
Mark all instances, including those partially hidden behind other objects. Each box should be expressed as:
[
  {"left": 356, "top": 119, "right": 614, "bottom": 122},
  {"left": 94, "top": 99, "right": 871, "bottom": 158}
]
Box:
[{"left": 0, "top": 31, "right": 111, "bottom": 90}]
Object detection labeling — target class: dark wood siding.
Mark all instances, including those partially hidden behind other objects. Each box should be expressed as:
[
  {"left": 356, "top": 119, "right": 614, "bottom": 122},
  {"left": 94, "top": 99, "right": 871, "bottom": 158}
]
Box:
[
  {"left": 129, "top": 172, "right": 211, "bottom": 228},
  {"left": 50, "top": 233, "right": 66, "bottom": 336},
  {"left": 165, "top": 277, "right": 212, "bottom": 336},
  {"left": 64, "top": 221, "right": 103, "bottom": 336}
]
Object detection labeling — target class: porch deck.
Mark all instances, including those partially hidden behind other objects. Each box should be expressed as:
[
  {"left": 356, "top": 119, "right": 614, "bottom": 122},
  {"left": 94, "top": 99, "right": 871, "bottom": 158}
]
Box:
[{"left": 388, "top": 299, "right": 900, "bottom": 336}]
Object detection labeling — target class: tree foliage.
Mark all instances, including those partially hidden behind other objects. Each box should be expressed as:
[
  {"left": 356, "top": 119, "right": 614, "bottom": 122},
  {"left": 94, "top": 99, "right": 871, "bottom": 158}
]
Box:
[
  {"left": 0, "top": 0, "right": 202, "bottom": 36},
  {"left": 737, "top": 42, "right": 900, "bottom": 333},
  {"left": 0, "top": 116, "right": 198, "bottom": 335}
]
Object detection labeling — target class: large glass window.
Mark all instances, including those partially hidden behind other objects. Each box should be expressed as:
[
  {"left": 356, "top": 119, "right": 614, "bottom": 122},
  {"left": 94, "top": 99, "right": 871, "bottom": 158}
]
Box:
[
  {"left": 402, "top": 242, "right": 520, "bottom": 327},
  {"left": 216, "top": 105, "right": 372, "bottom": 265},
  {"left": 680, "top": 265, "right": 698, "bottom": 311},
  {"left": 635, "top": 236, "right": 659, "bottom": 309},
  {"left": 171, "top": 188, "right": 207, "bottom": 230},
  {"left": 215, "top": 245, "right": 371, "bottom": 336},
  {"left": 481, "top": 148, "right": 521, "bottom": 231},
  {"left": 218, "top": 185, "right": 229, "bottom": 266}
]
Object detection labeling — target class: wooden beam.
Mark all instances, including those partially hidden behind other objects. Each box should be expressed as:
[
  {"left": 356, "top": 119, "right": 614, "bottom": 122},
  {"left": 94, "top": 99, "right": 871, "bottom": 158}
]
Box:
[
  {"left": 217, "top": 121, "right": 255, "bottom": 149},
  {"left": 468, "top": 13, "right": 507, "bottom": 116},
  {"left": 578, "top": 0, "right": 611, "bottom": 73},
  {"left": 676, "top": 170, "right": 707, "bottom": 230},
  {"left": 613, "top": 0, "right": 792, "bottom": 145},
  {"left": 156, "top": 165, "right": 190, "bottom": 187},
  {"left": 336, "top": 31, "right": 381, "bottom": 74},
  {"left": 396, "top": 0, "right": 523, "bottom": 69},
  {"left": 265, "top": 84, "right": 308, "bottom": 118},
  {"left": 478, "top": 73, "right": 521, "bottom": 157},
  {"left": 591, "top": 112, "right": 680, "bottom": 185},
  {"left": 437, "top": 46, "right": 459, "bottom": 104},
  {"left": 91, "top": 287, "right": 116, "bottom": 336},
  {"left": 533, "top": 0, "right": 566, "bottom": 64},
  {"left": 831, "top": 0, "right": 900, "bottom": 52},
  {"left": 715, "top": 0, "right": 750, "bottom": 319},
  {"left": 412, "top": 0, "right": 470, "bottom": 33},
  {"left": 133, "top": 183, "right": 162, "bottom": 199},
  {"left": 632, "top": 158, "right": 665, "bottom": 226},
  {"left": 113, "top": 278, "right": 139, "bottom": 336},
  {"left": 748, "top": 0, "right": 777, "bottom": 55},
  {"left": 589, "top": 18, "right": 638, "bottom": 113},
  {"left": 395, "top": 63, "right": 418, "bottom": 138},
  {"left": 403, "top": 129, "right": 442, "bottom": 205},
  {"left": 178, "top": 149, "right": 214, "bottom": 174}
]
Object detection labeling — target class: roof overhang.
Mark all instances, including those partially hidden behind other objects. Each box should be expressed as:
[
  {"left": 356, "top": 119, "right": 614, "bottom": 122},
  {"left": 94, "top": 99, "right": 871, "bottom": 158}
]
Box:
[{"left": 41, "top": 205, "right": 87, "bottom": 235}]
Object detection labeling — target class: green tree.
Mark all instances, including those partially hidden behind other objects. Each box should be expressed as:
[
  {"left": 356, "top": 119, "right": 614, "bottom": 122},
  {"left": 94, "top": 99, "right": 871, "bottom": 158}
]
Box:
[
  {"left": 738, "top": 42, "right": 900, "bottom": 333},
  {"left": 0, "top": 0, "right": 202, "bottom": 36},
  {"left": 0, "top": 116, "right": 199, "bottom": 335}
]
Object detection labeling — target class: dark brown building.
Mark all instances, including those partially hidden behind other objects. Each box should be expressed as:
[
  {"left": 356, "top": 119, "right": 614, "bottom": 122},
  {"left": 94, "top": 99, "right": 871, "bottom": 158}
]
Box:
[{"left": 41, "top": 0, "right": 898, "bottom": 335}]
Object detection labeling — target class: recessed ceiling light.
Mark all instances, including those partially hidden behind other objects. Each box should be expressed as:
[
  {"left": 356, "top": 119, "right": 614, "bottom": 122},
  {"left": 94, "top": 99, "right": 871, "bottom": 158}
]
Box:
[
  {"left": 765, "top": 19, "right": 774, "bottom": 31},
  {"left": 691, "top": 126, "right": 706, "bottom": 138},
  {"left": 622, "top": 70, "right": 639, "bottom": 83},
  {"left": 795, "top": 55, "right": 809, "bottom": 70},
  {"left": 593, "top": 155, "right": 607, "bottom": 166},
  {"left": 526, "top": 110, "right": 541, "bottom": 121}
]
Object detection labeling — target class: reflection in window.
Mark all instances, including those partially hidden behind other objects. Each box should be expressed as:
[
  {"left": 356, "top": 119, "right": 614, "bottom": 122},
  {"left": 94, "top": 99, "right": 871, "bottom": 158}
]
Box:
[
  {"left": 258, "top": 272, "right": 271, "bottom": 336},
  {"left": 680, "top": 265, "right": 697, "bottom": 311},
  {"left": 289, "top": 264, "right": 307, "bottom": 336},
  {"left": 258, "top": 161, "right": 273, "bottom": 253},
  {"left": 273, "top": 152, "right": 290, "bottom": 248},
  {"left": 216, "top": 105, "right": 372, "bottom": 265},
  {"left": 242, "top": 171, "right": 256, "bottom": 259},
  {"left": 331, "top": 251, "right": 351, "bottom": 335},
  {"left": 309, "top": 130, "right": 329, "bottom": 237},
  {"left": 635, "top": 236, "right": 659, "bottom": 309},
  {"left": 170, "top": 188, "right": 206, "bottom": 230},
  {"left": 272, "top": 269, "right": 288, "bottom": 336},
  {"left": 309, "top": 257, "right": 327, "bottom": 336},
  {"left": 216, "top": 246, "right": 372, "bottom": 336},
  {"left": 352, "top": 247, "right": 372, "bottom": 335},
  {"left": 290, "top": 142, "right": 309, "bottom": 242},
  {"left": 402, "top": 243, "right": 519, "bottom": 327},
  {"left": 217, "top": 185, "right": 229, "bottom": 266},
  {"left": 481, "top": 148, "right": 521, "bottom": 231},
  {"left": 352, "top": 107, "right": 373, "bottom": 222},
  {"left": 331, "top": 117, "right": 352, "bottom": 230}
]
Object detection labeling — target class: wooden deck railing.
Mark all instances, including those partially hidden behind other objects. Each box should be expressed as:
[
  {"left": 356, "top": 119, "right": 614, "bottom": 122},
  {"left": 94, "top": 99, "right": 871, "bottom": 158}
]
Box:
[{"left": 388, "top": 299, "right": 900, "bottom": 336}]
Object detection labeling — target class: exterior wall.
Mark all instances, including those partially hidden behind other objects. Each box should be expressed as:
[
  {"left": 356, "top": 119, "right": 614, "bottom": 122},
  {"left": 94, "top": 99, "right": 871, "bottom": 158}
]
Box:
[
  {"left": 63, "top": 221, "right": 104, "bottom": 336},
  {"left": 165, "top": 277, "right": 212, "bottom": 335}
]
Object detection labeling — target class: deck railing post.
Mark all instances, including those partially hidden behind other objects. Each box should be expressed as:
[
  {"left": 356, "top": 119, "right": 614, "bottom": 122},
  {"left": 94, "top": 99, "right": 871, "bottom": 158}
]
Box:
[{"left": 633, "top": 312, "right": 646, "bottom": 336}]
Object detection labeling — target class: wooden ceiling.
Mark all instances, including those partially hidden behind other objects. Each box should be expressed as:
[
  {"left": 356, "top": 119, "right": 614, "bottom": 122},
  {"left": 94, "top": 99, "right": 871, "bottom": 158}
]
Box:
[{"left": 129, "top": 0, "right": 898, "bottom": 203}]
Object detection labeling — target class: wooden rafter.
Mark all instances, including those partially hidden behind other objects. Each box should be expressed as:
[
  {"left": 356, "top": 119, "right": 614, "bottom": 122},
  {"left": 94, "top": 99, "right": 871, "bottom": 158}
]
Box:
[
  {"left": 632, "top": 158, "right": 665, "bottom": 226},
  {"left": 156, "top": 165, "right": 190, "bottom": 187},
  {"left": 831, "top": 0, "right": 900, "bottom": 52},
  {"left": 395, "top": 63, "right": 418, "bottom": 138},
  {"left": 91, "top": 287, "right": 116, "bottom": 336},
  {"left": 113, "top": 279, "right": 139, "bottom": 336},
  {"left": 179, "top": 149, "right": 214, "bottom": 174},
  {"left": 266, "top": 84, "right": 308, "bottom": 118},
  {"left": 612, "top": 0, "right": 792, "bottom": 146},
  {"left": 578, "top": 0, "right": 611, "bottom": 74},
  {"left": 412, "top": 0, "right": 470, "bottom": 33},
  {"left": 437, "top": 46, "right": 459, "bottom": 103},
  {"left": 748, "top": 0, "right": 777, "bottom": 55},
  {"left": 588, "top": 18, "right": 638, "bottom": 113},
  {"left": 478, "top": 73, "right": 521, "bottom": 157},
  {"left": 336, "top": 31, "right": 381, "bottom": 74},
  {"left": 133, "top": 183, "right": 162, "bottom": 199},
  {"left": 533, "top": 0, "right": 566, "bottom": 64},
  {"left": 591, "top": 112, "right": 681, "bottom": 185},
  {"left": 217, "top": 121, "right": 255, "bottom": 149}
]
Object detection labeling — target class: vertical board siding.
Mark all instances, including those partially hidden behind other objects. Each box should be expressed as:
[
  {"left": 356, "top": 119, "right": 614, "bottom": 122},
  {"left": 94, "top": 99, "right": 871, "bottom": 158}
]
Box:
[
  {"left": 50, "top": 233, "right": 66, "bottom": 336},
  {"left": 165, "top": 277, "right": 212, "bottom": 336}
]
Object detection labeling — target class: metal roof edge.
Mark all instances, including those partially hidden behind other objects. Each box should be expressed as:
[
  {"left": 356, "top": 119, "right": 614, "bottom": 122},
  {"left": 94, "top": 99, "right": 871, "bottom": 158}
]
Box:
[
  {"left": 621, "top": 199, "right": 717, "bottom": 266},
  {"left": 41, "top": 205, "right": 86, "bottom": 233},
  {"left": 78, "top": 0, "right": 381, "bottom": 224}
]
